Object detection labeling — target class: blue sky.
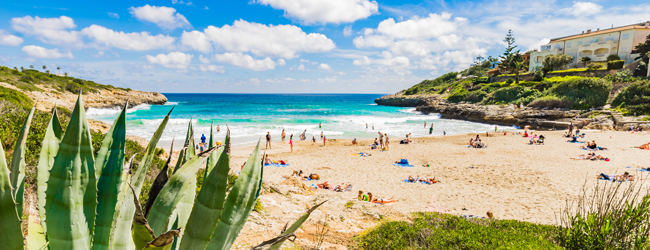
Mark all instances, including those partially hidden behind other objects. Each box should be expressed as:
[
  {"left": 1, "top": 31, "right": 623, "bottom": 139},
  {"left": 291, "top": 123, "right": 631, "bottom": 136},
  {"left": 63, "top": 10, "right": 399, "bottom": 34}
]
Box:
[{"left": 0, "top": 0, "right": 648, "bottom": 93}]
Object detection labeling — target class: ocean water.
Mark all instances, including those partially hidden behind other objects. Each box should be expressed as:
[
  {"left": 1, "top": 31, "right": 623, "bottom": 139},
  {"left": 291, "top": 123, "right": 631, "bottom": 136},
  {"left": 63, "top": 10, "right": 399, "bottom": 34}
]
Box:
[{"left": 86, "top": 94, "right": 512, "bottom": 147}]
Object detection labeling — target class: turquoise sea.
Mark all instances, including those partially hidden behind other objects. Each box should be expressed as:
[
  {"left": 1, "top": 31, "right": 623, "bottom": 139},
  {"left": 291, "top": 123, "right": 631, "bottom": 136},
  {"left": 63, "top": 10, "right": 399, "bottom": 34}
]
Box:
[{"left": 86, "top": 94, "right": 512, "bottom": 146}]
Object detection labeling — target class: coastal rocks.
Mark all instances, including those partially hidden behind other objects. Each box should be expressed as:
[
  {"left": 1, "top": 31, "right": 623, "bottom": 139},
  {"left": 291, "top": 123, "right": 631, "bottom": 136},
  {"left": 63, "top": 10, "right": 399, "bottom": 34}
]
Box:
[
  {"left": 374, "top": 92, "right": 438, "bottom": 107},
  {"left": 0, "top": 81, "right": 167, "bottom": 112}
]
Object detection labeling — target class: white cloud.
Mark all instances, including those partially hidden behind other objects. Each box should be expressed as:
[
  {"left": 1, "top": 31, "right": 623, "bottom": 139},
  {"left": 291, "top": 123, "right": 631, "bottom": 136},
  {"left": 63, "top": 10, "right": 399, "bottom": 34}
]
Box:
[
  {"left": 82, "top": 25, "right": 176, "bottom": 51},
  {"left": 277, "top": 58, "right": 286, "bottom": 66},
  {"left": 108, "top": 12, "right": 120, "bottom": 19},
  {"left": 22, "top": 45, "right": 73, "bottom": 59},
  {"left": 297, "top": 64, "right": 305, "bottom": 71},
  {"left": 172, "top": 0, "right": 193, "bottom": 6},
  {"left": 567, "top": 2, "right": 603, "bottom": 16},
  {"left": 146, "top": 52, "right": 193, "bottom": 69},
  {"left": 199, "top": 65, "right": 224, "bottom": 73},
  {"left": 181, "top": 30, "right": 211, "bottom": 53},
  {"left": 129, "top": 5, "right": 191, "bottom": 29},
  {"left": 199, "top": 55, "right": 210, "bottom": 64},
  {"left": 214, "top": 53, "right": 277, "bottom": 71},
  {"left": 0, "top": 30, "right": 23, "bottom": 46},
  {"left": 255, "top": 0, "right": 378, "bottom": 25},
  {"left": 353, "top": 52, "right": 410, "bottom": 67},
  {"left": 318, "top": 63, "right": 331, "bottom": 71},
  {"left": 343, "top": 25, "right": 353, "bottom": 36},
  {"left": 11, "top": 16, "right": 82, "bottom": 47},
  {"left": 195, "top": 19, "right": 335, "bottom": 58}
]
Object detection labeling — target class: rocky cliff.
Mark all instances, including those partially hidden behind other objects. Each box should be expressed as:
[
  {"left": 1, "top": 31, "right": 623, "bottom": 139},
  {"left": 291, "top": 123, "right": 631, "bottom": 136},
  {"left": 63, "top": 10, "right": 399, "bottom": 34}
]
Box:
[{"left": 0, "top": 81, "right": 167, "bottom": 112}]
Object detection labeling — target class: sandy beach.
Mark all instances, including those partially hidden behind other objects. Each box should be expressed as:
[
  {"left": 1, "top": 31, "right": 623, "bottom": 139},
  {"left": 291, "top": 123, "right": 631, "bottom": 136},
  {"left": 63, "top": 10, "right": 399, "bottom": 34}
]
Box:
[{"left": 229, "top": 129, "right": 650, "bottom": 225}]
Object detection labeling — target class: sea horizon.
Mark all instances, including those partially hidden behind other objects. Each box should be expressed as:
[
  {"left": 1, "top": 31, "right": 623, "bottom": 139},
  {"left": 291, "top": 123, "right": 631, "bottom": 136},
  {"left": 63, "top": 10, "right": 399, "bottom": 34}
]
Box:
[{"left": 87, "top": 93, "right": 515, "bottom": 148}]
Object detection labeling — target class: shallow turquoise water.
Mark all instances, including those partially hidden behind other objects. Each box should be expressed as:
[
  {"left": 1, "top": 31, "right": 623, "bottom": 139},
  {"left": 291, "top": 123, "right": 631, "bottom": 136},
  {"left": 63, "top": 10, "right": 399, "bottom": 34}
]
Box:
[{"left": 86, "top": 93, "right": 512, "bottom": 146}]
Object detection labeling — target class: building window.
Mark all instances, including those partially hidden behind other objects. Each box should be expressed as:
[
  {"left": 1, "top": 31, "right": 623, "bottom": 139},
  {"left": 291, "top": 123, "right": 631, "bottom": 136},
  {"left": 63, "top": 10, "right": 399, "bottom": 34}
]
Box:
[
  {"left": 578, "top": 41, "right": 583, "bottom": 45},
  {"left": 567, "top": 42, "right": 571, "bottom": 48},
  {"left": 622, "top": 34, "right": 629, "bottom": 40}
]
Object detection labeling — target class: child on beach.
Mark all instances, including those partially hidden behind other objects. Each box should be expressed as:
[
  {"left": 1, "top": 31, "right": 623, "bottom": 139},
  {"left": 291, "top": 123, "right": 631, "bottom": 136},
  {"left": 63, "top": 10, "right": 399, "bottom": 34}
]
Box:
[
  {"left": 323, "top": 136, "right": 326, "bottom": 146},
  {"left": 281, "top": 129, "right": 285, "bottom": 141},
  {"left": 289, "top": 134, "right": 293, "bottom": 152}
]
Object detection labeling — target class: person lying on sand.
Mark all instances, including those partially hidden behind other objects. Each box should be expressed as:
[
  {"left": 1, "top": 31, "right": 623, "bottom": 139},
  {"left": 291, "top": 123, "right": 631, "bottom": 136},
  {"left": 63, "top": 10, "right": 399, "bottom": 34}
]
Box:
[
  {"left": 572, "top": 153, "right": 609, "bottom": 161},
  {"left": 582, "top": 140, "right": 598, "bottom": 149},
  {"left": 333, "top": 183, "right": 350, "bottom": 192},
  {"left": 419, "top": 177, "right": 437, "bottom": 184},
  {"left": 283, "top": 170, "right": 305, "bottom": 179},
  {"left": 316, "top": 181, "right": 333, "bottom": 190},
  {"left": 599, "top": 172, "right": 634, "bottom": 181},
  {"left": 367, "top": 192, "right": 398, "bottom": 204},
  {"left": 473, "top": 139, "right": 487, "bottom": 148},
  {"left": 469, "top": 138, "right": 475, "bottom": 147},
  {"left": 407, "top": 175, "right": 417, "bottom": 182}
]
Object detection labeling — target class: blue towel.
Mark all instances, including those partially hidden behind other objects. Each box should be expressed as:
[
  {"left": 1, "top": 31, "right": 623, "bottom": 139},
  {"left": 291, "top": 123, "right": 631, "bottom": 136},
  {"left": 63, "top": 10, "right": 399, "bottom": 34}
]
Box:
[
  {"left": 599, "top": 174, "right": 623, "bottom": 182},
  {"left": 264, "top": 163, "right": 289, "bottom": 167},
  {"left": 393, "top": 163, "right": 414, "bottom": 167},
  {"left": 639, "top": 169, "right": 650, "bottom": 172}
]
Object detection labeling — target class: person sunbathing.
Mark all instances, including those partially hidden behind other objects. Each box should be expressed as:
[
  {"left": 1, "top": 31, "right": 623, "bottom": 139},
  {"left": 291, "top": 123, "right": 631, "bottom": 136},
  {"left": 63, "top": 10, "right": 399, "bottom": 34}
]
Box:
[
  {"left": 264, "top": 156, "right": 272, "bottom": 165},
  {"left": 333, "top": 183, "right": 349, "bottom": 192},
  {"left": 317, "top": 181, "right": 333, "bottom": 190},
  {"left": 407, "top": 175, "right": 417, "bottom": 182},
  {"left": 568, "top": 135, "right": 579, "bottom": 143},
  {"left": 352, "top": 138, "right": 357, "bottom": 145},
  {"left": 358, "top": 190, "right": 364, "bottom": 201},
  {"left": 469, "top": 139, "right": 475, "bottom": 147},
  {"left": 283, "top": 170, "right": 306, "bottom": 179},
  {"left": 617, "top": 172, "right": 634, "bottom": 181},
  {"left": 368, "top": 192, "right": 398, "bottom": 204},
  {"left": 419, "top": 177, "right": 437, "bottom": 184},
  {"left": 474, "top": 140, "right": 487, "bottom": 148}
]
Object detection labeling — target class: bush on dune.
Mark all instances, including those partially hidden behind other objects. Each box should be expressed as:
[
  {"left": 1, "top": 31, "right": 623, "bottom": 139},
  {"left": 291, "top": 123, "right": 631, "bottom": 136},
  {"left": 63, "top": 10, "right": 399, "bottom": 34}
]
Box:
[
  {"left": 354, "top": 212, "right": 560, "bottom": 249},
  {"left": 527, "top": 95, "right": 572, "bottom": 109},
  {"left": 483, "top": 86, "right": 541, "bottom": 105},
  {"left": 612, "top": 80, "right": 650, "bottom": 115},
  {"left": 546, "top": 77, "right": 611, "bottom": 109}
]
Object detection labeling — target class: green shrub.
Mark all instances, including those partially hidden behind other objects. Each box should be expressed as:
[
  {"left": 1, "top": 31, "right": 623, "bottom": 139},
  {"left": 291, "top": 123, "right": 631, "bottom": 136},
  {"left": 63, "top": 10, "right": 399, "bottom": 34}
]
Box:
[
  {"left": 404, "top": 72, "right": 458, "bottom": 95},
  {"left": 587, "top": 62, "right": 606, "bottom": 71},
  {"left": 612, "top": 69, "right": 634, "bottom": 83},
  {"left": 355, "top": 212, "right": 560, "bottom": 249},
  {"left": 446, "top": 88, "right": 469, "bottom": 103},
  {"left": 635, "top": 61, "right": 648, "bottom": 77},
  {"left": 533, "top": 70, "right": 544, "bottom": 81},
  {"left": 0, "top": 86, "right": 34, "bottom": 109},
  {"left": 483, "top": 86, "right": 538, "bottom": 104},
  {"left": 607, "top": 60, "right": 625, "bottom": 70},
  {"left": 19, "top": 75, "right": 35, "bottom": 83},
  {"left": 505, "top": 78, "right": 514, "bottom": 84},
  {"left": 534, "top": 81, "right": 554, "bottom": 92},
  {"left": 606, "top": 54, "right": 621, "bottom": 62},
  {"left": 547, "top": 77, "right": 612, "bottom": 109},
  {"left": 527, "top": 95, "right": 572, "bottom": 109},
  {"left": 465, "top": 90, "right": 487, "bottom": 103},
  {"left": 543, "top": 54, "right": 573, "bottom": 71},
  {"left": 612, "top": 80, "right": 650, "bottom": 115}
]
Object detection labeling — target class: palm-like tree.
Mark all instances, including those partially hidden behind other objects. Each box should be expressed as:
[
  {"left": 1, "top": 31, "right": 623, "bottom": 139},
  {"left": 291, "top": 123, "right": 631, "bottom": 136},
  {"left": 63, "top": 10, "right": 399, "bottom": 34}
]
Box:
[
  {"left": 46, "top": 70, "right": 50, "bottom": 75},
  {"left": 42, "top": 65, "right": 47, "bottom": 71},
  {"left": 20, "top": 67, "right": 24, "bottom": 72},
  {"left": 29, "top": 65, "right": 34, "bottom": 69},
  {"left": 514, "top": 61, "right": 525, "bottom": 85},
  {"left": 57, "top": 66, "right": 61, "bottom": 75},
  {"left": 64, "top": 72, "right": 68, "bottom": 77}
]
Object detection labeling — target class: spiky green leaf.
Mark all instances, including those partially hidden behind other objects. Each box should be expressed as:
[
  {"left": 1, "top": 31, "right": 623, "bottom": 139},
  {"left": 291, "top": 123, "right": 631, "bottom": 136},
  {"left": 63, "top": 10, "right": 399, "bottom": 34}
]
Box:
[
  {"left": 147, "top": 147, "right": 216, "bottom": 236},
  {"left": 111, "top": 108, "right": 173, "bottom": 250},
  {"left": 92, "top": 102, "right": 128, "bottom": 250},
  {"left": 0, "top": 142, "right": 23, "bottom": 250},
  {"left": 36, "top": 107, "right": 63, "bottom": 234},
  {"left": 206, "top": 140, "right": 263, "bottom": 250},
  {"left": 179, "top": 131, "right": 230, "bottom": 250},
  {"left": 269, "top": 201, "right": 327, "bottom": 249},
  {"left": 44, "top": 94, "right": 97, "bottom": 249},
  {"left": 10, "top": 104, "right": 35, "bottom": 218}
]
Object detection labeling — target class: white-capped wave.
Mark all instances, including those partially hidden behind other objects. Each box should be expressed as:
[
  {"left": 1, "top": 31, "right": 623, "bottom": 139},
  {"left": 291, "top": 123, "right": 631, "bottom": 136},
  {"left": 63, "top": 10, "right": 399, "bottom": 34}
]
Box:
[
  {"left": 86, "top": 104, "right": 151, "bottom": 117},
  {"left": 164, "top": 102, "right": 179, "bottom": 105}
]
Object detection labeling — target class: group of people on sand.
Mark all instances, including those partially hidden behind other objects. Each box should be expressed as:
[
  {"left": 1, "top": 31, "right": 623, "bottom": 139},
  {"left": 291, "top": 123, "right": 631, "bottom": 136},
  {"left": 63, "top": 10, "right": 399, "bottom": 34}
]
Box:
[
  {"left": 469, "top": 135, "right": 487, "bottom": 148},
  {"left": 358, "top": 190, "right": 398, "bottom": 204},
  {"left": 370, "top": 132, "right": 390, "bottom": 150},
  {"left": 283, "top": 170, "right": 319, "bottom": 180},
  {"left": 527, "top": 134, "right": 545, "bottom": 145},
  {"left": 407, "top": 175, "right": 437, "bottom": 184},
  {"left": 581, "top": 140, "right": 607, "bottom": 150},
  {"left": 264, "top": 156, "right": 288, "bottom": 166},
  {"left": 572, "top": 152, "right": 609, "bottom": 161}
]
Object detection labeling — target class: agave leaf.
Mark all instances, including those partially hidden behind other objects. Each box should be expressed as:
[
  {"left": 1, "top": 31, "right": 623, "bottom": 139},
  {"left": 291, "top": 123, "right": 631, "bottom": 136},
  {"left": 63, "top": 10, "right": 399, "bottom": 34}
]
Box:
[
  {"left": 171, "top": 180, "right": 195, "bottom": 250},
  {"left": 36, "top": 107, "right": 63, "bottom": 234},
  {"left": 179, "top": 130, "right": 231, "bottom": 250},
  {"left": 206, "top": 140, "right": 263, "bottom": 250},
  {"left": 111, "top": 108, "right": 173, "bottom": 250},
  {"left": 44, "top": 94, "right": 97, "bottom": 249},
  {"left": 147, "top": 147, "right": 216, "bottom": 236},
  {"left": 0, "top": 142, "right": 24, "bottom": 250},
  {"left": 252, "top": 233, "right": 296, "bottom": 250},
  {"left": 183, "top": 120, "right": 195, "bottom": 162},
  {"left": 204, "top": 122, "right": 218, "bottom": 180},
  {"left": 268, "top": 201, "right": 328, "bottom": 249},
  {"left": 92, "top": 102, "right": 128, "bottom": 250},
  {"left": 144, "top": 140, "right": 174, "bottom": 217},
  {"left": 10, "top": 104, "right": 35, "bottom": 218},
  {"left": 27, "top": 210, "right": 48, "bottom": 250}
]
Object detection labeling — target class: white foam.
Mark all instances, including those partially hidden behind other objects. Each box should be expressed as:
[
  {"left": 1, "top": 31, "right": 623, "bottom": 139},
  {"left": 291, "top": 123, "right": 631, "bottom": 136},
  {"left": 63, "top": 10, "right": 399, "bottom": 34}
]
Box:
[
  {"left": 164, "top": 102, "right": 179, "bottom": 105},
  {"left": 86, "top": 104, "right": 151, "bottom": 117}
]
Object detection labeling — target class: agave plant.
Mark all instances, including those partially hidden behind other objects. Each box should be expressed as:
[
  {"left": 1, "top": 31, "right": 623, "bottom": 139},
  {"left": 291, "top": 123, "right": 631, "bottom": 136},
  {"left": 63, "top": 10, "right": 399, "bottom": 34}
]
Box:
[{"left": 0, "top": 94, "right": 322, "bottom": 250}]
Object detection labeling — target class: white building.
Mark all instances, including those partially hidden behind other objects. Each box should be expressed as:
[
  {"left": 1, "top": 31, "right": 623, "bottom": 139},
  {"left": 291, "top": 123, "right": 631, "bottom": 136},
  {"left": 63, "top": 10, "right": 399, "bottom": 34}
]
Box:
[{"left": 529, "top": 21, "right": 650, "bottom": 71}]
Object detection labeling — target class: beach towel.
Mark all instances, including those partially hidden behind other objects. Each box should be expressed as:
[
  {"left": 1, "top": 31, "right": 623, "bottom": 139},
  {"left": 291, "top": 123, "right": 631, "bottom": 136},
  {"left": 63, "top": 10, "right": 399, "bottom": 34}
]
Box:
[
  {"left": 264, "top": 163, "right": 290, "bottom": 167},
  {"left": 581, "top": 147, "right": 606, "bottom": 151},
  {"left": 639, "top": 169, "right": 650, "bottom": 172},
  {"left": 598, "top": 174, "right": 623, "bottom": 182},
  {"left": 403, "top": 178, "right": 432, "bottom": 184},
  {"left": 393, "top": 163, "right": 414, "bottom": 167},
  {"left": 462, "top": 215, "right": 488, "bottom": 220},
  {"left": 334, "top": 184, "right": 353, "bottom": 192}
]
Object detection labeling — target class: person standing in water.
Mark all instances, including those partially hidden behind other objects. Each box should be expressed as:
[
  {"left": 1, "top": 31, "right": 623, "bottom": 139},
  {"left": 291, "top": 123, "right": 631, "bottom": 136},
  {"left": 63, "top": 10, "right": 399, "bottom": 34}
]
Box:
[
  {"left": 495, "top": 125, "right": 497, "bottom": 132},
  {"left": 429, "top": 125, "right": 433, "bottom": 135},
  {"left": 265, "top": 132, "right": 272, "bottom": 149},
  {"left": 366, "top": 123, "right": 368, "bottom": 129},
  {"left": 217, "top": 125, "right": 220, "bottom": 132},
  {"left": 424, "top": 121, "right": 427, "bottom": 128},
  {"left": 320, "top": 131, "right": 323, "bottom": 139},
  {"left": 372, "top": 126, "right": 375, "bottom": 130},
  {"left": 281, "top": 129, "right": 286, "bottom": 141},
  {"left": 319, "top": 122, "right": 322, "bottom": 129}
]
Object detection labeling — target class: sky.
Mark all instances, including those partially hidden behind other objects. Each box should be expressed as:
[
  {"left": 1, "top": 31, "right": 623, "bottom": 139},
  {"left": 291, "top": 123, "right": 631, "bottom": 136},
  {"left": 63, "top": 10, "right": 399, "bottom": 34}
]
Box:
[{"left": 0, "top": 0, "right": 648, "bottom": 93}]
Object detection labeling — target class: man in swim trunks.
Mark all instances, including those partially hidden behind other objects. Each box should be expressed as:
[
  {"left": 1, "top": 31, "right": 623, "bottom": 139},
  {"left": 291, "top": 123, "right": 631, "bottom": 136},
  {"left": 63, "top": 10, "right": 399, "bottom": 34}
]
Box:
[{"left": 266, "top": 132, "right": 272, "bottom": 149}]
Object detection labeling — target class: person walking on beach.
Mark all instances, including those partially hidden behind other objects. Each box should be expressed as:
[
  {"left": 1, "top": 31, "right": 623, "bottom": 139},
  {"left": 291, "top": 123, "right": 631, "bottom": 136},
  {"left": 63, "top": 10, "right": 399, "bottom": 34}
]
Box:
[
  {"left": 323, "top": 136, "right": 327, "bottom": 146},
  {"left": 379, "top": 132, "right": 384, "bottom": 148},
  {"left": 289, "top": 134, "right": 293, "bottom": 152},
  {"left": 281, "top": 129, "right": 286, "bottom": 141},
  {"left": 312, "top": 136, "right": 316, "bottom": 143},
  {"left": 320, "top": 131, "right": 323, "bottom": 139},
  {"left": 266, "top": 132, "right": 272, "bottom": 149},
  {"left": 444, "top": 131, "right": 446, "bottom": 136},
  {"left": 301, "top": 129, "right": 307, "bottom": 140},
  {"left": 385, "top": 134, "right": 390, "bottom": 150},
  {"left": 201, "top": 134, "right": 206, "bottom": 144}
]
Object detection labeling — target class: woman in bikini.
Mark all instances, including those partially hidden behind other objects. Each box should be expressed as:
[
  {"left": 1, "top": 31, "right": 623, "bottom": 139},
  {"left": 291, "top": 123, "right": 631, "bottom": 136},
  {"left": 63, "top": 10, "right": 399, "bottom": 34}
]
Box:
[
  {"left": 289, "top": 134, "right": 293, "bottom": 152},
  {"left": 281, "top": 129, "right": 286, "bottom": 141},
  {"left": 368, "top": 192, "right": 398, "bottom": 204}
]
